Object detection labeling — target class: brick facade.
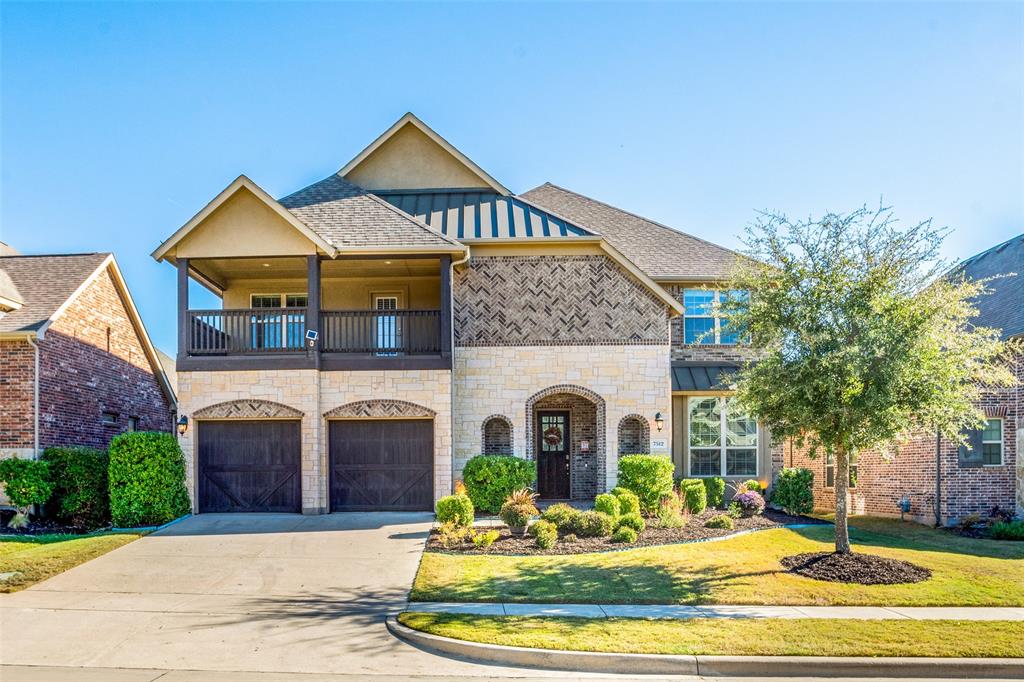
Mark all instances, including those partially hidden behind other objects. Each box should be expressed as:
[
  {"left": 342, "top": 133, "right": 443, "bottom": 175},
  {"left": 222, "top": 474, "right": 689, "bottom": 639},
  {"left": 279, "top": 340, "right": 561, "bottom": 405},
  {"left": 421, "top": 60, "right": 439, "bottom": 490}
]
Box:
[
  {"left": 0, "top": 266, "right": 172, "bottom": 454},
  {"left": 788, "top": 355, "right": 1022, "bottom": 524},
  {"left": 533, "top": 390, "right": 601, "bottom": 499}
]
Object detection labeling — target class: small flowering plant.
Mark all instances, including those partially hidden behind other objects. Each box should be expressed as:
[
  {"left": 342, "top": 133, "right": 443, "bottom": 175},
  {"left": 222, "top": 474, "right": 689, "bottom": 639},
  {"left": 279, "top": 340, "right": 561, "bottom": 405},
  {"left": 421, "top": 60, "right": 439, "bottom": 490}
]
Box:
[{"left": 734, "top": 490, "right": 765, "bottom": 517}]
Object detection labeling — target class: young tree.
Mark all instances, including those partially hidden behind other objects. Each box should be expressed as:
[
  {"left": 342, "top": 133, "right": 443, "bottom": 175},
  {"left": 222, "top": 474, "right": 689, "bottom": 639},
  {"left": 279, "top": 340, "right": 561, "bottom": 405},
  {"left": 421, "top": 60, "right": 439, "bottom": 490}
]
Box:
[{"left": 722, "top": 206, "right": 1016, "bottom": 554}]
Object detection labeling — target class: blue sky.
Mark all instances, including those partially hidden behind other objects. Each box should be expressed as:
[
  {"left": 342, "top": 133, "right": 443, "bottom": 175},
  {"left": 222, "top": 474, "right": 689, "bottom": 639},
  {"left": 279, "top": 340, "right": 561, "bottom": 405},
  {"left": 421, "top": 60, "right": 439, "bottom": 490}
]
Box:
[{"left": 2, "top": 2, "right": 1022, "bottom": 353}]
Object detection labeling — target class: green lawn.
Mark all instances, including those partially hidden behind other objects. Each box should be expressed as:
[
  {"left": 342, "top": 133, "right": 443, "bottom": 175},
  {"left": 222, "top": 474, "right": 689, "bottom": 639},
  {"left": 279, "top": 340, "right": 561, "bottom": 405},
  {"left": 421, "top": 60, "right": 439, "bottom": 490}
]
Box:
[
  {"left": 0, "top": 531, "right": 142, "bottom": 592},
  {"left": 412, "top": 517, "right": 1024, "bottom": 606},
  {"left": 399, "top": 612, "right": 1024, "bottom": 658}
]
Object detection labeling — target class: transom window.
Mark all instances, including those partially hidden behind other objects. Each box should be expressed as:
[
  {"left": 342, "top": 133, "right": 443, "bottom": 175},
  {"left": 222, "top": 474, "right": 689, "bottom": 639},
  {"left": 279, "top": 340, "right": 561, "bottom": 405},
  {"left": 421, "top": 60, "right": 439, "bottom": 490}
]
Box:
[
  {"left": 682, "top": 289, "right": 748, "bottom": 345},
  {"left": 825, "top": 451, "right": 858, "bottom": 488},
  {"left": 250, "top": 293, "right": 307, "bottom": 309},
  {"left": 688, "top": 397, "right": 757, "bottom": 477},
  {"left": 982, "top": 418, "right": 1003, "bottom": 466}
]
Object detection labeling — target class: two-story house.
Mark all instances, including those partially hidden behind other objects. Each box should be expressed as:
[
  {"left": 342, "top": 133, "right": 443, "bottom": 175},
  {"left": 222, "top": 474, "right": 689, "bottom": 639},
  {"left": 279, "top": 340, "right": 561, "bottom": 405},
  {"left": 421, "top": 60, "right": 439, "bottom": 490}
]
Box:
[{"left": 152, "top": 113, "right": 769, "bottom": 515}]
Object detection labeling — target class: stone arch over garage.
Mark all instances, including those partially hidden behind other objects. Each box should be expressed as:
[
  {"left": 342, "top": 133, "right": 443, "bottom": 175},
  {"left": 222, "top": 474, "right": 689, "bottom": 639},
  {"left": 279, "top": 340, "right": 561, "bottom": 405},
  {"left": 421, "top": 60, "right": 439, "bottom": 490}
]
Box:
[
  {"left": 323, "top": 399, "right": 436, "bottom": 419},
  {"left": 525, "top": 384, "right": 606, "bottom": 500},
  {"left": 193, "top": 399, "right": 304, "bottom": 419}
]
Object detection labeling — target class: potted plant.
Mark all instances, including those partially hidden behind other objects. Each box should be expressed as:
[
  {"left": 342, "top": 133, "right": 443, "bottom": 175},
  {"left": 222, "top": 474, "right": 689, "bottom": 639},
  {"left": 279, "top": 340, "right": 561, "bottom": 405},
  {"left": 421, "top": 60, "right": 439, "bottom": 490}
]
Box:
[{"left": 499, "top": 488, "right": 539, "bottom": 536}]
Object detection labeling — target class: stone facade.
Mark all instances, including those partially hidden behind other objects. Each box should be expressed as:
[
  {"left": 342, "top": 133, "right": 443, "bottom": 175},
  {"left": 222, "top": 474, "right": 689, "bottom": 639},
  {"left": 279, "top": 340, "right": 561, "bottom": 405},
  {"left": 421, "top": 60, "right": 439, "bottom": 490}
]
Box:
[
  {"left": 454, "top": 255, "right": 670, "bottom": 347},
  {"left": 177, "top": 368, "right": 452, "bottom": 514},
  {"left": 453, "top": 344, "right": 671, "bottom": 497}
]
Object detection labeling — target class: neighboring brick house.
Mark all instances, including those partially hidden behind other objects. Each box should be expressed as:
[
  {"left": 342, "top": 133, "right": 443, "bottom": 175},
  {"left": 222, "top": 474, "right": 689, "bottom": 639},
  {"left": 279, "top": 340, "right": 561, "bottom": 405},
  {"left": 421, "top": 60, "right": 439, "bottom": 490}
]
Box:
[
  {"left": 151, "top": 113, "right": 774, "bottom": 515},
  {"left": 790, "top": 234, "right": 1023, "bottom": 524},
  {"left": 0, "top": 249, "right": 176, "bottom": 469}
]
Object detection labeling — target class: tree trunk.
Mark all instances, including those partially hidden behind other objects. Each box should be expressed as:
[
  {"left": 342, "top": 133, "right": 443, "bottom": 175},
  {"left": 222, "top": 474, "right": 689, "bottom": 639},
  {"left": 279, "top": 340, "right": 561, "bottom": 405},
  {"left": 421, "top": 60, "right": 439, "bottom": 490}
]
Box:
[{"left": 834, "top": 448, "right": 851, "bottom": 554}]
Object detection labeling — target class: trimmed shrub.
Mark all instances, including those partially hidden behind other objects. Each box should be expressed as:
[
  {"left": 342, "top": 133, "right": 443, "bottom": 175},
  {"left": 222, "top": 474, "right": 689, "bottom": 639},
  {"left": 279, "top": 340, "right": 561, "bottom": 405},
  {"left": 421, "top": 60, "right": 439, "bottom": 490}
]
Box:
[
  {"left": 529, "top": 519, "right": 558, "bottom": 549},
  {"left": 472, "top": 529, "right": 499, "bottom": 549},
  {"left": 990, "top": 520, "right": 1024, "bottom": 541},
  {"left": 705, "top": 513, "right": 734, "bottom": 530},
  {"left": 742, "top": 479, "right": 762, "bottom": 494},
  {"left": 0, "top": 457, "right": 53, "bottom": 527},
  {"left": 702, "top": 477, "right": 726, "bottom": 508},
  {"left": 657, "top": 494, "right": 687, "bottom": 529},
  {"left": 616, "top": 512, "right": 645, "bottom": 533},
  {"left": 594, "top": 493, "right": 621, "bottom": 519},
  {"left": 435, "top": 493, "right": 474, "bottom": 527},
  {"left": 734, "top": 490, "right": 765, "bottom": 516},
  {"left": 438, "top": 521, "right": 471, "bottom": 548},
  {"left": 499, "top": 488, "right": 538, "bottom": 530},
  {"left": 612, "top": 526, "right": 638, "bottom": 543},
  {"left": 462, "top": 455, "right": 536, "bottom": 514},
  {"left": 108, "top": 432, "right": 190, "bottom": 528},
  {"left": 727, "top": 501, "right": 743, "bottom": 519},
  {"left": 617, "top": 455, "right": 674, "bottom": 514},
  {"left": 562, "top": 533, "right": 578, "bottom": 543},
  {"left": 773, "top": 468, "right": 814, "bottom": 516},
  {"left": 42, "top": 446, "right": 110, "bottom": 529},
  {"left": 573, "top": 510, "right": 615, "bottom": 537},
  {"left": 679, "top": 479, "right": 708, "bottom": 514},
  {"left": 611, "top": 487, "right": 641, "bottom": 516},
  {"left": 541, "top": 503, "right": 581, "bottom": 532}
]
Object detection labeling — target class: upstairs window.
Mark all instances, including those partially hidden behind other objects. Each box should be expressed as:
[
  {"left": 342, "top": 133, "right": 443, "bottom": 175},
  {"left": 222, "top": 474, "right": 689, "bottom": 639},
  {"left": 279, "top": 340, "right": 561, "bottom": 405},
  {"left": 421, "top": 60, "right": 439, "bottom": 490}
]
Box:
[{"left": 682, "top": 289, "right": 748, "bottom": 344}]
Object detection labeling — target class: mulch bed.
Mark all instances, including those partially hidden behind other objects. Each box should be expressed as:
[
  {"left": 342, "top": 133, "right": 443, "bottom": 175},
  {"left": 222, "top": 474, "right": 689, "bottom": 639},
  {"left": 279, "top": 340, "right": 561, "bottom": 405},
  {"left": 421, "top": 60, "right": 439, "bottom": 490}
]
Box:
[
  {"left": 781, "top": 551, "right": 931, "bottom": 585},
  {"left": 426, "top": 508, "right": 826, "bottom": 556},
  {"left": 0, "top": 509, "right": 91, "bottom": 536}
]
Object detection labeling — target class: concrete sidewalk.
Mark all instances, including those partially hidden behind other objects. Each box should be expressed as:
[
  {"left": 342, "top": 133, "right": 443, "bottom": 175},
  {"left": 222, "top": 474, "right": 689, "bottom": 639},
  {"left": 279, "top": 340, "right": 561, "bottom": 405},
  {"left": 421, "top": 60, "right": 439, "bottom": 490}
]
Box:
[{"left": 408, "top": 602, "right": 1024, "bottom": 620}]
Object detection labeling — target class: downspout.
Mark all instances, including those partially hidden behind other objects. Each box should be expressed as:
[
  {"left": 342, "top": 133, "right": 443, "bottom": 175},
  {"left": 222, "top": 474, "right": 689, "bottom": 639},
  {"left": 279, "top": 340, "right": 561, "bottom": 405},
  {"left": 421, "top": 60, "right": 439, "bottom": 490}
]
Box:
[
  {"left": 934, "top": 429, "right": 942, "bottom": 527},
  {"left": 26, "top": 335, "right": 40, "bottom": 459},
  {"left": 449, "top": 248, "right": 470, "bottom": 491}
]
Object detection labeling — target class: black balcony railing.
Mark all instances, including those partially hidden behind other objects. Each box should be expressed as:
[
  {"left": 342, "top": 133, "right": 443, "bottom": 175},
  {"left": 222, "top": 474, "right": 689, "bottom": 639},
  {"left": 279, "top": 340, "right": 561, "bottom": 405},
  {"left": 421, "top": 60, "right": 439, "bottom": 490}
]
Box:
[{"left": 186, "top": 308, "right": 442, "bottom": 356}]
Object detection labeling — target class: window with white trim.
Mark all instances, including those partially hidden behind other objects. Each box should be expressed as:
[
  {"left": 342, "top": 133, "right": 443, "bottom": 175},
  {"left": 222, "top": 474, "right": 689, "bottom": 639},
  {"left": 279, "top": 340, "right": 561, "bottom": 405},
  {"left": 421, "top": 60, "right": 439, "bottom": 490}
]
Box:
[
  {"left": 982, "top": 418, "right": 1003, "bottom": 466},
  {"left": 687, "top": 397, "right": 758, "bottom": 477},
  {"left": 249, "top": 293, "right": 307, "bottom": 349},
  {"left": 682, "top": 289, "right": 748, "bottom": 344},
  {"left": 825, "top": 451, "right": 858, "bottom": 488}
]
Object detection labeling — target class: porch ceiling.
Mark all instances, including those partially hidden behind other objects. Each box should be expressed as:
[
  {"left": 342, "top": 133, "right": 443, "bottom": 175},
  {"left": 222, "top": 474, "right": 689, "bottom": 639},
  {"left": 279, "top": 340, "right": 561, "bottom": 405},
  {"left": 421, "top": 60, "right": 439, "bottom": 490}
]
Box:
[{"left": 188, "top": 256, "right": 442, "bottom": 291}]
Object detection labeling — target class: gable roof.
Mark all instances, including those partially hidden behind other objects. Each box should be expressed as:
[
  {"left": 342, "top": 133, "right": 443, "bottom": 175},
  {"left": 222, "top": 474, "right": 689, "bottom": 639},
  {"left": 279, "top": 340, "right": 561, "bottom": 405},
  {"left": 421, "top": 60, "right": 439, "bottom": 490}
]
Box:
[
  {"left": 953, "top": 233, "right": 1023, "bottom": 340},
  {"left": 278, "top": 174, "right": 466, "bottom": 252},
  {"left": 520, "top": 183, "right": 743, "bottom": 281},
  {"left": 375, "top": 189, "right": 598, "bottom": 241},
  {"left": 0, "top": 253, "right": 175, "bottom": 407},
  {"left": 339, "top": 113, "right": 511, "bottom": 195}
]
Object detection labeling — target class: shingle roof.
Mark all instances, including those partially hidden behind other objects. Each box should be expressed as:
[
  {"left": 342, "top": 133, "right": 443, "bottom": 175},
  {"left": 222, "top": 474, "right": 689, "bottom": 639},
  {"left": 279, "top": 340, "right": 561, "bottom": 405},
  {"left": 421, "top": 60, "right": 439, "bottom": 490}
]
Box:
[
  {"left": 278, "top": 174, "right": 464, "bottom": 250},
  {"left": 0, "top": 253, "right": 110, "bottom": 333},
  {"left": 954, "top": 233, "right": 1023, "bottom": 341},
  {"left": 376, "top": 189, "right": 596, "bottom": 240},
  {"left": 520, "top": 183, "right": 742, "bottom": 281}
]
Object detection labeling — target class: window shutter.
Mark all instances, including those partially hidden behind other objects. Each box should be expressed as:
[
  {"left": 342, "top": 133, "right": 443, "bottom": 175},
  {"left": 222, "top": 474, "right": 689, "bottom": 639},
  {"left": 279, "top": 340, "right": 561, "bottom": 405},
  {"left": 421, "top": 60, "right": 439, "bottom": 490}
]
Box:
[{"left": 958, "top": 428, "right": 984, "bottom": 468}]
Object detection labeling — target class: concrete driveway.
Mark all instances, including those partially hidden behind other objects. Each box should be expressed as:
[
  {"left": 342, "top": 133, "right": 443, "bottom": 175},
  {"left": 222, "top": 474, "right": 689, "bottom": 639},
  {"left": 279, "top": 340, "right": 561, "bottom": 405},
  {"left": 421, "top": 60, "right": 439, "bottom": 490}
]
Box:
[{"left": 0, "top": 513, "right": 584, "bottom": 679}]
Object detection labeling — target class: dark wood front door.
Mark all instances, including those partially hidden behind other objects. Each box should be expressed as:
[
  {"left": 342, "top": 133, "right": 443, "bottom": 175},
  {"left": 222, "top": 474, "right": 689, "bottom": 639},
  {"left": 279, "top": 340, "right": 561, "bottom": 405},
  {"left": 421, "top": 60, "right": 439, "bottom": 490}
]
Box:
[
  {"left": 536, "top": 411, "right": 570, "bottom": 499},
  {"left": 197, "top": 420, "right": 301, "bottom": 513},
  {"left": 329, "top": 419, "right": 434, "bottom": 511}
]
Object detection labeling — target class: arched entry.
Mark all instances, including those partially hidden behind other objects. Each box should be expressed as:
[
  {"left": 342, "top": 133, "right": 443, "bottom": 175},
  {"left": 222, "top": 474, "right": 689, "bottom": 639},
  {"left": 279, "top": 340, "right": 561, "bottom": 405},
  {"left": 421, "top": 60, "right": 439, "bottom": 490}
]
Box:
[{"left": 525, "top": 385, "right": 606, "bottom": 500}]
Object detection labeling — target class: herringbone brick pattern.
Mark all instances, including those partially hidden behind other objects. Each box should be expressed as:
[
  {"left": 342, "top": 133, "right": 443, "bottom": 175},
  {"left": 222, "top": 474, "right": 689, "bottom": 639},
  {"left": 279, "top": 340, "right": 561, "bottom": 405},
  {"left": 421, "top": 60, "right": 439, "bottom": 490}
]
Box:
[
  {"left": 324, "top": 399, "right": 435, "bottom": 419},
  {"left": 193, "top": 399, "right": 304, "bottom": 419},
  {"left": 454, "top": 255, "right": 669, "bottom": 347}
]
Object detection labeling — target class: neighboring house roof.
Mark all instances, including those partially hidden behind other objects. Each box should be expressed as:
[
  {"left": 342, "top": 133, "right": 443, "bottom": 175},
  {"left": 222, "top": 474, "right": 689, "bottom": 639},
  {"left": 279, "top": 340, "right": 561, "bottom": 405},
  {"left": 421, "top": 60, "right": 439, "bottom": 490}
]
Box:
[
  {"left": 375, "top": 189, "right": 597, "bottom": 241},
  {"left": 953, "top": 232, "right": 1023, "bottom": 341},
  {"left": 0, "top": 253, "right": 110, "bottom": 334},
  {"left": 156, "top": 348, "right": 178, "bottom": 394},
  {"left": 0, "top": 252, "right": 176, "bottom": 407},
  {"left": 520, "top": 183, "right": 743, "bottom": 281},
  {"left": 339, "top": 112, "right": 512, "bottom": 195},
  {"left": 0, "top": 268, "right": 24, "bottom": 311},
  {"left": 278, "top": 174, "right": 466, "bottom": 252},
  {"left": 0, "top": 241, "right": 20, "bottom": 256},
  {"left": 671, "top": 361, "right": 740, "bottom": 392}
]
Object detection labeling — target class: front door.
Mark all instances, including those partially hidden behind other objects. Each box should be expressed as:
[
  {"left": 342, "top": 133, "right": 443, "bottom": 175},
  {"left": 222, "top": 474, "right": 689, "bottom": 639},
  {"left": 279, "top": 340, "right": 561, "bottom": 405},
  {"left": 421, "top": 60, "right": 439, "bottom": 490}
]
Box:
[{"left": 537, "top": 411, "right": 570, "bottom": 499}]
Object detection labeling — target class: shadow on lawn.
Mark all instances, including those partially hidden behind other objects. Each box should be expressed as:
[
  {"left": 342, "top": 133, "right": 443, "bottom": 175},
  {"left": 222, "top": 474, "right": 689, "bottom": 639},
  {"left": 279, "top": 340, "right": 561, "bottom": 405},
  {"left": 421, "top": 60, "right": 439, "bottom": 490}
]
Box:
[{"left": 790, "top": 523, "right": 1024, "bottom": 561}]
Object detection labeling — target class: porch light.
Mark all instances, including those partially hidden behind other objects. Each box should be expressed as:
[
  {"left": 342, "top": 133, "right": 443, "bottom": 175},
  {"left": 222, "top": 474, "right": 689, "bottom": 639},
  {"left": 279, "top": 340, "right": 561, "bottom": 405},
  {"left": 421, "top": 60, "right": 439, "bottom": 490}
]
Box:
[
  {"left": 654, "top": 412, "right": 664, "bottom": 432},
  {"left": 176, "top": 415, "right": 189, "bottom": 436}
]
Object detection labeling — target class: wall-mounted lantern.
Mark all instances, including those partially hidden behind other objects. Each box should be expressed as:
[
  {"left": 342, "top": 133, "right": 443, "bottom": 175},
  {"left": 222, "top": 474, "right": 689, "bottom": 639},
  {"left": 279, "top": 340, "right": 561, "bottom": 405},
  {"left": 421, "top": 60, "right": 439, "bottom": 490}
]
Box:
[
  {"left": 654, "top": 412, "right": 665, "bottom": 432},
  {"left": 176, "top": 415, "right": 189, "bottom": 436}
]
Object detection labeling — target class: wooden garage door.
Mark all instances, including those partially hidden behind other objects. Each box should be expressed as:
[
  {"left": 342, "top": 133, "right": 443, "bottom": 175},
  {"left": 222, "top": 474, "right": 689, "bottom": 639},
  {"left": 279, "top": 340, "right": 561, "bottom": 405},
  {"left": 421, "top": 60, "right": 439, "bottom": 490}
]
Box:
[
  {"left": 329, "top": 419, "right": 433, "bottom": 511},
  {"left": 197, "top": 420, "right": 301, "bottom": 513}
]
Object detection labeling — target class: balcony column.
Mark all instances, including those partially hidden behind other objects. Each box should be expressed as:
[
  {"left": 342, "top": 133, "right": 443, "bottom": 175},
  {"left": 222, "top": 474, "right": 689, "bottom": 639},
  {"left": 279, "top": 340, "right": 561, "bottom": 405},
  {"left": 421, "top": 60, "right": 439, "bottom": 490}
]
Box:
[
  {"left": 440, "top": 254, "right": 452, "bottom": 359},
  {"left": 177, "top": 257, "right": 189, "bottom": 360},
  {"left": 307, "top": 255, "right": 321, "bottom": 367}
]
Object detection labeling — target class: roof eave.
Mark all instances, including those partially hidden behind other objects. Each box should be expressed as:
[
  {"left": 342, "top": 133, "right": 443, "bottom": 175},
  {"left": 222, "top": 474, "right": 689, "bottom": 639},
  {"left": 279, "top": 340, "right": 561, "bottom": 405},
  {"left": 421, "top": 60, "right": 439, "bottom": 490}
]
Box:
[{"left": 599, "top": 241, "right": 684, "bottom": 317}]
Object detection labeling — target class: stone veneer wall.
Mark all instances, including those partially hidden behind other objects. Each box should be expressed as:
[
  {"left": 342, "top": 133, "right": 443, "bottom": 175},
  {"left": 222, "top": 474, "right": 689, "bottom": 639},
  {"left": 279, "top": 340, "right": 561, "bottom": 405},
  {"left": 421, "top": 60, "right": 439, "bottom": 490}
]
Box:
[
  {"left": 453, "top": 344, "right": 671, "bottom": 493},
  {"left": 177, "top": 368, "right": 451, "bottom": 514}
]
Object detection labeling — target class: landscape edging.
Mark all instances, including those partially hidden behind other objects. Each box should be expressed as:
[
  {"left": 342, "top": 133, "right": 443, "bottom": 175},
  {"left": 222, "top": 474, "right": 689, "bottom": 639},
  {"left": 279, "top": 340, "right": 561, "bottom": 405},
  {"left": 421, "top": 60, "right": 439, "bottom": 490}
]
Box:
[
  {"left": 386, "top": 615, "right": 1024, "bottom": 678},
  {"left": 111, "top": 513, "right": 191, "bottom": 533}
]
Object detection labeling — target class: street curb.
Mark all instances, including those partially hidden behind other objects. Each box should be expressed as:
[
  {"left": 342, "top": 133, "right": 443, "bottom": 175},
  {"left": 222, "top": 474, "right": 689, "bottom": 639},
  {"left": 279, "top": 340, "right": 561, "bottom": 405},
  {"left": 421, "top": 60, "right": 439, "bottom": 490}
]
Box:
[{"left": 386, "top": 616, "right": 1024, "bottom": 678}]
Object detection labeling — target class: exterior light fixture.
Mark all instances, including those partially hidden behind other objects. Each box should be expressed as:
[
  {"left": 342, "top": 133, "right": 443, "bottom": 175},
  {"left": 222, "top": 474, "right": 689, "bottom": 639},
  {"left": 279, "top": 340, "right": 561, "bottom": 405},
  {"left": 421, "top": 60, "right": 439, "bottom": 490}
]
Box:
[
  {"left": 262, "top": 263, "right": 270, "bottom": 267},
  {"left": 654, "top": 412, "right": 664, "bottom": 432},
  {"left": 176, "top": 415, "right": 189, "bottom": 436}
]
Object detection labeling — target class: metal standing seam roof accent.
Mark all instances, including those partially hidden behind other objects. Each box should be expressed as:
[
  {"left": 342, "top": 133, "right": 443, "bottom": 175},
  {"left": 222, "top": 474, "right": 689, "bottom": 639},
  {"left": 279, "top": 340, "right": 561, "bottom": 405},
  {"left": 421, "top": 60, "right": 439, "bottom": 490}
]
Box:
[
  {"left": 671, "top": 362, "right": 740, "bottom": 392},
  {"left": 374, "top": 189, "right": 597, "bottom": 240}
]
